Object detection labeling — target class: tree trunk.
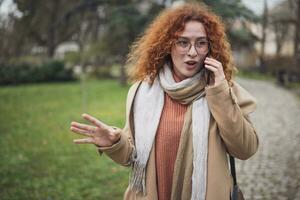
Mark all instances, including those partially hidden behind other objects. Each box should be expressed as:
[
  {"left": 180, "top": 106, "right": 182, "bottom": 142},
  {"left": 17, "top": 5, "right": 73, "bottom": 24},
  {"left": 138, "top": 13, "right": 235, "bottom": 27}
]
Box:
[
  {"left": 274, "top": 22, "right": 287, "bottom": 58},
  {"left": 47, "top": 38, "right": 56, "bottom": 58},
  {"left": 260, "top": 0, "right": 268, "bottom": 73},
  {"left": 47, "top": 0, "right": 60, "bottom": 58},
  {"left": 295, "top": 0, "right": 300, "bottom": 68}
]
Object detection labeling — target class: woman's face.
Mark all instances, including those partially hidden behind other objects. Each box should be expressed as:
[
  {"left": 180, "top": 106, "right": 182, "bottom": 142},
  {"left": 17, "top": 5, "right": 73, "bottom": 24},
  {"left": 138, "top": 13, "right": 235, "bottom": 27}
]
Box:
[{"left": 170, "top": 21, "right": 209, "bottom": 81}]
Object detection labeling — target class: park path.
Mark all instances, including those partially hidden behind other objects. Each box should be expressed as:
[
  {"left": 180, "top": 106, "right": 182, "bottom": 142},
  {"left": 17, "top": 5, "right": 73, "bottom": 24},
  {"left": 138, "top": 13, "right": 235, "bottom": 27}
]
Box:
[{"left": 234, "top": 78, "right": 300, "bottom": 200}]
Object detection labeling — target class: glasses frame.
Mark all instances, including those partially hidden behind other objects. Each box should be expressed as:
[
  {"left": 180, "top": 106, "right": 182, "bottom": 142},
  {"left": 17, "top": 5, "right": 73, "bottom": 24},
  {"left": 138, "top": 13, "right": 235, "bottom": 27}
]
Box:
[{"left": 174, "top": 37, "right": 210, "bottom": 55}]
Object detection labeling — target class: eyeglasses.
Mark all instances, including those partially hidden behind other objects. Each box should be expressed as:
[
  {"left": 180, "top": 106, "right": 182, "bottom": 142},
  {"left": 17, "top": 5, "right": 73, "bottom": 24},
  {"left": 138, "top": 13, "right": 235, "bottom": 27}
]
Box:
[{"left": 174, "top": 38, "right": 210, "bottom": 55}]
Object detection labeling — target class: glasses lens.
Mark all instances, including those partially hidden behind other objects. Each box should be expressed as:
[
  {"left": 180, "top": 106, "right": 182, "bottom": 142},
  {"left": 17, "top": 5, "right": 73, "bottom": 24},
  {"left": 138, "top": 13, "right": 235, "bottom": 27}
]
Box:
[
  {"left": 195, "top": 40, "right": 209, "bottom": 54},
  {"left": 175, "top": 40, "right": 190, "bottom": 54}
]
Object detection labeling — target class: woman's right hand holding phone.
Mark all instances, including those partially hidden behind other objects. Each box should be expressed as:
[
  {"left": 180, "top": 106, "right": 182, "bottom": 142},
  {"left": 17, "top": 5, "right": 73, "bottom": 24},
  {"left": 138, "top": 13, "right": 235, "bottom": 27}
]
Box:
[
  {"left": 204, "top": 57, "right": 226, "bottom": 88},
  {"left": 70, "top": 113, "right": 121, "bottom": 147}
]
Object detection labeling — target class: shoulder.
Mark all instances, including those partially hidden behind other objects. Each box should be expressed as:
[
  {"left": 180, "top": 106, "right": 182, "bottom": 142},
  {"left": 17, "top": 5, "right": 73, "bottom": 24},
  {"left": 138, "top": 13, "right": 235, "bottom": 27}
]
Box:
[
  {"left": 231, "top": 80, "right": 257, "bottom": 115},
  {"left": 125, "top": 81, "right": 142, "bottom": 112},
  {"left": 127, "top": 81, "right": 142, "bottom": 100}
]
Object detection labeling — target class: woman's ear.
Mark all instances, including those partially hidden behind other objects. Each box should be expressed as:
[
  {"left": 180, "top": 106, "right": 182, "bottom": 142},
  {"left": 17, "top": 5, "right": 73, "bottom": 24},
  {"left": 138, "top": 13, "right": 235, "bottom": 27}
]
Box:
[
  {"left": 165, "top": 54, "right": 171, "bottom": 62},
  {"left": 164, "top": 55, "right": 173, "bottom": 66},
  {"left": 206, "top": 49, "right": 211, "bottom": 58}
]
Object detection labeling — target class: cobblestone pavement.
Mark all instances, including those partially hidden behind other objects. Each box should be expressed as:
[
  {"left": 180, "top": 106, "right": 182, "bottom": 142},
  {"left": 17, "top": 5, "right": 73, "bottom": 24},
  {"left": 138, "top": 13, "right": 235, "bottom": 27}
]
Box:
[{"left": 234, "top": 78, "right": 300, "bottom": 200}]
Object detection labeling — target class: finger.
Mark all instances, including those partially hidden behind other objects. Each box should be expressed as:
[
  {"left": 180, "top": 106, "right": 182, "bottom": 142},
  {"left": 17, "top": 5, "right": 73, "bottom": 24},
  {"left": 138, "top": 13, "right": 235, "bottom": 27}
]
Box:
[
  {"left": 82, "top": 113, "right": 108, "bottom": 128},
  {"left": 70, "top": 126, "right": 93, "bottom": 137},
  {"left": 204, "top": 59, "right": 221, "bottom": 68},
  {"left": 205, "top": 57, "right": 221, "bottom": 64},
  {"left": 205, "top": 64, "right": 218, "bottom": 72},
  {"left": 71, "top": 122, "right": 96, "bottom": 133},
  {"left": 73, "top": 137, "right": 94, "bottom": 144}
]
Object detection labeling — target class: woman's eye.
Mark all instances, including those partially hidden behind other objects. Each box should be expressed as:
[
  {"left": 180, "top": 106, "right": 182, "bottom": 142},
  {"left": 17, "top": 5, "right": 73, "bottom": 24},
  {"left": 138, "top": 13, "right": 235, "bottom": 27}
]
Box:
[
  {"left": 199, "top": 41, "right": 208, "bottom": 46},
  {"left": 196, "top": 41, "right": 207, "bottom": 47},
  {"left": 178, "top": 41, "right": 189, "bottom": 47}
]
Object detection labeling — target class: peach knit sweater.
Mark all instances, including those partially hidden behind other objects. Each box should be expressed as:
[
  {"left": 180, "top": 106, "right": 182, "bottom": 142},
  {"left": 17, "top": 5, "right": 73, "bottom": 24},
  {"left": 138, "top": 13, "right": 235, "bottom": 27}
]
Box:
[{"left": 155, "top": 93, "right": 188, "bottom": 200}]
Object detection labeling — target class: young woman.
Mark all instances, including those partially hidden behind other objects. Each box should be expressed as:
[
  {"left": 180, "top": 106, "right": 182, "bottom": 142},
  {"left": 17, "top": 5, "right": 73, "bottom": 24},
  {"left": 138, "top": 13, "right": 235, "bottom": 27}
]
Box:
[{"left": 70, "top": 2, "right": 259, "bottom": 200}]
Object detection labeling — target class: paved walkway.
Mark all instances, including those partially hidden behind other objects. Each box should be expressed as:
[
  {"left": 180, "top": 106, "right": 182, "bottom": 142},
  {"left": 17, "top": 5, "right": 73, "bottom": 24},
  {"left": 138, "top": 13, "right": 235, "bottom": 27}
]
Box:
[{"left": 235, "top": 78, "right": 300, "bottom": 200}]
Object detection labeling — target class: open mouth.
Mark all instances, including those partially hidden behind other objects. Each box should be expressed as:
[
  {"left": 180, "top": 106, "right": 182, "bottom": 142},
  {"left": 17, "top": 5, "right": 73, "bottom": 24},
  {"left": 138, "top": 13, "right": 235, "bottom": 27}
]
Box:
[
  {"left": 185, "top": 61, "right": 198, "bottom": 69},
  {"left": 185, "top": 61, "right": 197, "bottom": 65}
]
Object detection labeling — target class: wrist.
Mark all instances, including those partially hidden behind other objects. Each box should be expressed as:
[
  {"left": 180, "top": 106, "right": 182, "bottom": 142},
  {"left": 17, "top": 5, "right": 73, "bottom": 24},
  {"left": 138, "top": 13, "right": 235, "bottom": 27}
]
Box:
[{"left": 110, "top": 127, "right": 121, "bottom": 144}]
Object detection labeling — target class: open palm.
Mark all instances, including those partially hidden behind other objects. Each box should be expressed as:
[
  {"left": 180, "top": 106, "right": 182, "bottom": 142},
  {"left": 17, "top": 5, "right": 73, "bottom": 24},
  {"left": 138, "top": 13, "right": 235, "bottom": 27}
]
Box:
[{"left": 70, "top": 113, "right": 121, "bottom": 147}]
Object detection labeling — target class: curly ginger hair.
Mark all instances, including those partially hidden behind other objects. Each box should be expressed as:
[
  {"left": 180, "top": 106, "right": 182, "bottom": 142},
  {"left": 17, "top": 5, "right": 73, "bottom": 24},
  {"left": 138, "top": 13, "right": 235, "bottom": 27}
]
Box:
[{"left": 127, "top": 2, "right": 237, "bottom": 85}]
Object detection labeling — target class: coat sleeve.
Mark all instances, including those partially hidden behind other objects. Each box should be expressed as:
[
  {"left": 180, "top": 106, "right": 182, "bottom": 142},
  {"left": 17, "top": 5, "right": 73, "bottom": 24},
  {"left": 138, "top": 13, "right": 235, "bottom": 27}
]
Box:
[
  {"left": 205, "top": 79, "right": 259, "bottom": 160},
  {"left": 96, "top": 82, "right": 140, "bottom": 167}
]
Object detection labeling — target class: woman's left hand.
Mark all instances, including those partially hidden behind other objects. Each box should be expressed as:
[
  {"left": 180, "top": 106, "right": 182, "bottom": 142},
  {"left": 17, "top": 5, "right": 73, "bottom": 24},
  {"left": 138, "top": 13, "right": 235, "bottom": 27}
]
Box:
[{"left": 204, "top": 57, "right": 226, "bottom": 87}]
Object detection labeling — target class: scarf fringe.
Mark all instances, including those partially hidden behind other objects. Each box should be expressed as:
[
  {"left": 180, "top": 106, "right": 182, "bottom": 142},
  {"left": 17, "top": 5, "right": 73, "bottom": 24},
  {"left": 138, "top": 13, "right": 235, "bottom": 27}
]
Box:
[{"left": 129, "top": 150, "right": 147, "bottom": 195}]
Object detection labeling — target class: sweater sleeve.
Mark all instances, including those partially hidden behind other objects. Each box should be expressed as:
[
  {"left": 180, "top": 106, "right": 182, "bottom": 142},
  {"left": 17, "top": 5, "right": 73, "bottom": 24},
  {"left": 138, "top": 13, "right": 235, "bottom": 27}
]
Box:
[
  {"left": 205, "top": 79, "right": 259, "bottom": 160},
  {"left": 96, "top": 82, "right": 140, "bottom": 167}
]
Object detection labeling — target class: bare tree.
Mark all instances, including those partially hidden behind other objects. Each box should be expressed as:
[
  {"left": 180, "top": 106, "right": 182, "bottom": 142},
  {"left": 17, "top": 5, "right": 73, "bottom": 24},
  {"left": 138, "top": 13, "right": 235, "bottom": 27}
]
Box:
[
  {"left": 273, "top": 22, "right": 289, "bottom": 57},
  {"left": 13, "top": 0, "right": 83, "bottom": 57},
  {"left": 260, "top": 0, "right": 268, "bottom": 73},
  {"left": 295, "top": 0, "right": 300, "bottom": 67}
]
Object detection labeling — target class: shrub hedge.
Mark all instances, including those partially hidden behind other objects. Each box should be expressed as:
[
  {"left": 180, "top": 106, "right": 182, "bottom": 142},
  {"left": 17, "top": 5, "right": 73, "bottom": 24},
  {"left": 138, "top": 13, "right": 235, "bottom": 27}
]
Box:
[{"left": 0, "top": 60, "right": 75, "bottom": 85}]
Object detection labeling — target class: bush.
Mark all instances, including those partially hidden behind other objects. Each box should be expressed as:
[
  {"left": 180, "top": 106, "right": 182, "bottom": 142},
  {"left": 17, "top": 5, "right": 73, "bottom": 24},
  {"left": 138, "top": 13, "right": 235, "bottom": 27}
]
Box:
[
  {"left": 0, "top": 60, "right": 75, "bottom": 85},
  {"left": 264, "top": 56, "right": 300, "bottom": 85}
]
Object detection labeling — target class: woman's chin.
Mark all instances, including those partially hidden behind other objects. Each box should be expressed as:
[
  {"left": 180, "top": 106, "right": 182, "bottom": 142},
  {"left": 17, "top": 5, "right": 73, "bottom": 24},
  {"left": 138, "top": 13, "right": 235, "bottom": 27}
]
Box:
[{"left": 184, "top": 64, "right": 202, "bottom": 75}]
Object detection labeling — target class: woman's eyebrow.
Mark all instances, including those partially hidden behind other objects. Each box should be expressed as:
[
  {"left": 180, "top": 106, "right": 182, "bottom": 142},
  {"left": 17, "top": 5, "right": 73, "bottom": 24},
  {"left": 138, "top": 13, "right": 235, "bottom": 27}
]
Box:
[{"left": 178, "top": 36, "right": 208, "bottom": 40}]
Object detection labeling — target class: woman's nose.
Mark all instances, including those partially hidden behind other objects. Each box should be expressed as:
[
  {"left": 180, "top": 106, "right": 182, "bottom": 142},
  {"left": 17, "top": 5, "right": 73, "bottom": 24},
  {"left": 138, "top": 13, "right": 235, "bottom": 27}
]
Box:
[{"left": 187, "top": 45, "right": 198, "bottom": 57}]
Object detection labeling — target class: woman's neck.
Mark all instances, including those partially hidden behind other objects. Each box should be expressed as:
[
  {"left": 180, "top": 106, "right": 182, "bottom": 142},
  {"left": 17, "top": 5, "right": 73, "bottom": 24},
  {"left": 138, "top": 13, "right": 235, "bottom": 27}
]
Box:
[
  {"left": 168, "top": 60, "right": 185, "bottom": 82},
  {"left": 173, "top": 74, "right": 182, "bottom": 83},
  {"left": 172, "top": 69, "right": 184, "bottom": 83}
]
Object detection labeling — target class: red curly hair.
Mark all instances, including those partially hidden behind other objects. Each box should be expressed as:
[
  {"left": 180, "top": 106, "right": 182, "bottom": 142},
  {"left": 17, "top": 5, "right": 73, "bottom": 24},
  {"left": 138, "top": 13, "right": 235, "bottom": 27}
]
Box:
[{"left": 127, "top": 2, "right": 236, "bottom": 85}]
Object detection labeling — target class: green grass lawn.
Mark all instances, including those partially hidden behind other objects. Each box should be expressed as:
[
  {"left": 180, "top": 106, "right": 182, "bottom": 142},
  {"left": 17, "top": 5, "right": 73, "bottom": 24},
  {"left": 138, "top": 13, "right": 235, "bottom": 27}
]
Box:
[{"left": 0, "top": 79, "right": 131, "bottom": 200}]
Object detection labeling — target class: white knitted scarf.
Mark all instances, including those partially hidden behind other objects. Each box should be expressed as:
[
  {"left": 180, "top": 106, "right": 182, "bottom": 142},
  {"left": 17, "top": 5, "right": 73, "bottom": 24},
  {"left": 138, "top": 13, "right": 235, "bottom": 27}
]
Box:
[{"left": 130, "top": 64, "right": 211, "bottom": 200}]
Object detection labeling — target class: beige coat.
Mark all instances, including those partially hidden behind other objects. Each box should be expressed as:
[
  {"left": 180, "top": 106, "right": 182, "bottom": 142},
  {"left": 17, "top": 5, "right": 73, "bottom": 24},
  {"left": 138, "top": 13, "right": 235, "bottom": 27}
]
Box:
[{"left": 99, "top": 79, "right": 259, "bottom": 200}]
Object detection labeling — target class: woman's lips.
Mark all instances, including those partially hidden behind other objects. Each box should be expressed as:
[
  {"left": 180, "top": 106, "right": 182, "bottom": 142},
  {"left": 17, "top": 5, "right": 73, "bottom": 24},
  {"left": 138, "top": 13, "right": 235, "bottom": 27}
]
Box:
[
  {"left": 186, "top": 61, "right": 197, "bottom": 65},
  {"left": 185, "top": 61, "right": 198, "bottom": 70}
]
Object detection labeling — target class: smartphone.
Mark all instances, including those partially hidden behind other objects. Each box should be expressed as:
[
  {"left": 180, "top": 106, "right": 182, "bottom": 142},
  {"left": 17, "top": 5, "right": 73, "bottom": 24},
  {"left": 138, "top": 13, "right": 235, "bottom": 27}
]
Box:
[{"left": 205, "top": 51, "right": 212, "bottom": 85}]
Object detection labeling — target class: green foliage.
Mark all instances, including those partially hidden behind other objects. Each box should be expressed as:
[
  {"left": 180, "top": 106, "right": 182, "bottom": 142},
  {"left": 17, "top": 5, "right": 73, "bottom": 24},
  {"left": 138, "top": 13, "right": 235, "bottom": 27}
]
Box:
[
  {"left": 64, "top": 52, "right": 82, "bottom": 65},
  {"left": 0, "top": 60, "right": 75, "bottom": 85},
  {"left": 94, "top": 2, "right": 163, "bottom": 66},
  {"left": 191, "top": 0, "right": 260, "bottom": 48},
  {"left": 200, "top": 0, "right": 259, "bottom": 22},
  {"left": 229, "top": 28, "right": 257, "bottom": 48},
  {"left": 237, "top": 69, "right": 275, "bottom": 81},
  {"left": 0, "top": 79, "right": 130, "bottom": 200},
  {"left": 12, "top": 0, "right": 82, "bottom": 57},
  {"left": 94, "top": 4, "right": 145, "bottom": 65}
]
